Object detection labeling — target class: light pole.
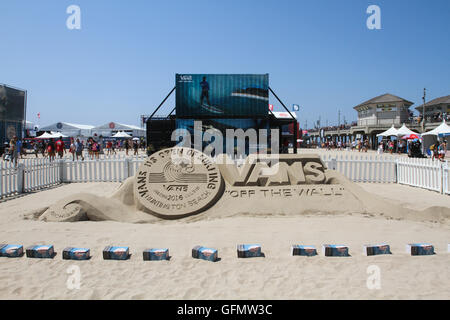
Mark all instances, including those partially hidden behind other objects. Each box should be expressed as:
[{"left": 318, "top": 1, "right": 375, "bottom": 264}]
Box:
[{"left": 422, "top": 88, "right": 426, "bottom": 133}]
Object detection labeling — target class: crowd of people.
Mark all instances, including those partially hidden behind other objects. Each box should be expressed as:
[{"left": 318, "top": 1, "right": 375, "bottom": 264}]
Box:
[
  {"left": 2, "top": 135, "right": 146, "bottom": 166},
  {"left": 430, "top": 140, "right": 448, "bottom": 161}
]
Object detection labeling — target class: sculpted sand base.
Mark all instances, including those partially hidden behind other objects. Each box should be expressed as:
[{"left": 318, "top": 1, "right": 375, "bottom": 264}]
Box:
[{"left": 36, "top": 148, "right": 450, "bottom": 224}]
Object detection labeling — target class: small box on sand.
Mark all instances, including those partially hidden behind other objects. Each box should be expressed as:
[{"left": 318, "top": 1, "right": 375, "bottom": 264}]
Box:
[
  {"left": 406, "top": 244, "right": 435, "bottom": 256},
  {"left": 237, "top": 244, "right": 262, "bottom": 258},
  {"left": 363, "top": 244, "right": 392, "bottom": 256},
  {"left": 103, "top": 246, "right": 129, "bottom": 260},
  {"left": 322, "top": 244, "right": 349, "bottom": 257},
  {"left": 143, "top": 248, "right": 169, "bottom": 261},
  {"left": 192, "top": 246, "right": 218, "bottom": 262},
  {"left": 291, "top": 245, "right": 317, "bottom": 256},
  {"left": 63, "top": 247, "right": 90, "bottom": 260},
  {"left": 0, "top": 244, "right": 24, "bottom": 258},
  {"left": 26, "top": 245, "right": 55, "bottom": 259}
]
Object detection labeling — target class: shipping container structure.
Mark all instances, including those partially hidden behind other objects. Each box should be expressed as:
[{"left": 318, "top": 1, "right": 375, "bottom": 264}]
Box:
[{"left": 146, "top": 74, "right": 298, "bottom": 155}]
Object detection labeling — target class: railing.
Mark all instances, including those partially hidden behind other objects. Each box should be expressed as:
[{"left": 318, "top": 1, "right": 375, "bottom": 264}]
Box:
[
  {"left": 321, "top": 154, "right": 397, "bottom": 183},
  {"left": 396, "top": 158, "right": 443, "bottom": 193},
  {"left": 0, "top": 161, "right": 19, "bottom": 198},
  {"left": 443, "top": 161, "right": 450, "bottom": 195},
  {"left": 1, "top": 155, "right": 449, "bottom": 200},
  {"left": 23, "top": 158, "right": 60, "bottom": 193}
]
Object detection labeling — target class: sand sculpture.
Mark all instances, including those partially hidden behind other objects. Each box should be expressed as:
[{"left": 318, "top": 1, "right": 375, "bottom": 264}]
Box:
[{"left": 36, "top": 147, "right": 450, "bottom": 224}]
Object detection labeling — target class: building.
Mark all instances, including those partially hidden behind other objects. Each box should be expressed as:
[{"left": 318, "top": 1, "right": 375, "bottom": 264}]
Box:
[
  {"left": 415, "top": 95, "right": 450, "bottom": 122},
  {"left": 354, "top": 93, "right": 413, "bottom": 126}
]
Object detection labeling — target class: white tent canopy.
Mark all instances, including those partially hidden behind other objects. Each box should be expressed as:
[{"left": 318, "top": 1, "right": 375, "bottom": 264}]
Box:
[
  {"left": 112, "top": 131, "right": 132, "bottom": 138},
  {"left": 396, "top": 124, "right": 417, "bottom": 137},
  {"left": 92, "top": 122, "right": 145, "bottom": 137},
  {"left": 39, "top": 122, "right": 95, "bottom": 137},
  {"left": 422, "top": 121, "right": 450, "bottom": 136},
  {"left": 36, "top": 131, "right": 68, "bottom": 139},
  {"left": 36, "top": 132, "right": 55, "bottom": 139},
  {"left": 376, "top": 125, "right": 398, "bottom": 137}
]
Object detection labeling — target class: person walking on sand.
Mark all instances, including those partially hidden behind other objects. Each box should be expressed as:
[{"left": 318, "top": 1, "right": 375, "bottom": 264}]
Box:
[
  {"left": 9, "top": 136, "right": 18, "bottom": 166},
  {"left": 125, "top": 139, "right": 130, "bottom": 156},
  {"left": 47, "top": 138, "right": 56, "bottom": 162},
  {"left": 33, "top": 141, "right": 39, "bottom": 158},
  {"left": 133, "top": 139, "right": 139, "bottom": 155},
  {"left": 438, "top": 140, "right": 446, "bottom": 161},
  {"left": 69, "top": 138, "right": 76, "bottom": 161},
  {"left": 75, "top": 138, "right": 84, "bottom": 161},
  {"left": 55, "top": 136, "right": 65, "bottom": 159}
]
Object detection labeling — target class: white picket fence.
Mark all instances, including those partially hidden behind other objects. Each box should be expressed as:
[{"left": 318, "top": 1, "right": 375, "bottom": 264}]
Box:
[
  {"left": 1, "top": 154, "right": 449, "bottom": 200},
  {"left": 320, "top": 154, "right": 397, "bottom": 183},
  {"left": 397, "top": 158, "right": 449, "bottom": 194}
]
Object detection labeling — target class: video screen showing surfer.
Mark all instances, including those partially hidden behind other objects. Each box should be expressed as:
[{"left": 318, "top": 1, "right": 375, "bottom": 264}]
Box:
[{"left": 200, "top": 76, "right": 211, "bottom": 106}]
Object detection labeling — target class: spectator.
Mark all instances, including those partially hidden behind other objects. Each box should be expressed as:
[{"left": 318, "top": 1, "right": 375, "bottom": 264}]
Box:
[
  {"left": 125, "top": 139, "right": 130, "bottom": 156},
  {"left": 92, "top": 140, "right": 100, "bottom": 159},
  {"left": 55, "top": 136, "right": 65, "bottom": 159},
  {"left": 69, "top": 138, "right": 76, "bottom": 161},
  {"left": 9, "top": 136, "right": 18, "bottom": 166},
  {"left": 438, "top": 140, "right": 447, "bottom": 161},
  {"left": 33, "top": 141, "right": 39, "bottom": 158},
  {"left": 133, "top": 139, "right": 139, "bottom": 155},
  {"left": 75, "top": 138, "right": 84, "bottom": 161},
  {"left": 47, "top": 138, "right": 56, "bottom": 162},
  {"left": 16, "top": 138, "right": 23, "bottom": 159}
]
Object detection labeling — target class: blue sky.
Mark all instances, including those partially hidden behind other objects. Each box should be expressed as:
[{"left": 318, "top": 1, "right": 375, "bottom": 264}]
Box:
[{"left": 1, "top": 0, "right": 449, "bottom": 128}]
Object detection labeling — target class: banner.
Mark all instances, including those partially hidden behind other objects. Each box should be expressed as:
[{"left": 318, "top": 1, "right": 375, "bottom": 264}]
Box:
[{"left": 176, "top": 74, "right": 269, "bottom": 118}]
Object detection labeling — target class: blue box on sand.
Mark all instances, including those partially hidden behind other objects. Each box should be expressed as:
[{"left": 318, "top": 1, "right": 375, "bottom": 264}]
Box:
[
  {"left": 406, "top": 244, "right": 435, "bottom": 256},
  {"left": 26, "top": 245, "right": 54, "bottom": 259},
  {"left": 237, "top": 244, "right": 262, "bottom": 258},
  {"left": 103, "top": 246, "right": 129, "bottom": 260},
  {"left": 363, "top": 244, "right": 392, "bottom": 256},
  {"left": 192, "top": 246, "right": 218, "bottom": 262},
  {"left": 291, "top": 245, "right": 317, "bottom": 256},
  {"left": 143, "top": 248, "right": 169, "bottom": 261},
  {"left": 0, "top": 244, "right": 24, "bottom": 258},
  {"left": 322, "top": 244, "right": 349, "bottom": 257},
  {"left": 63, "top": 247, "right": 90, "bottom": 260}
]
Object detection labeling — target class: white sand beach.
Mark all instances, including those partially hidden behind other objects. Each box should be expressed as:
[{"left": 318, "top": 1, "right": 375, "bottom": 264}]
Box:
[{"left": 0, "top": 181, "right": 449, "bottom": 299}]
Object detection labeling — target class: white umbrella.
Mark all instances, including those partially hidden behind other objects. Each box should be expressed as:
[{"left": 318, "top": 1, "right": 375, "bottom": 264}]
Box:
[
  {"left": 132, "top": 137, "right": 140, "bottom": 141},
  {"left": 376, "top": 125, "right": 398, "bottom": 137},
  {"left": 112, "top": 131, "right": 131, "bottom": 138},
  {"left": 396, "top": 124, "right": 417, "bottom": 137},
  {"left": 422, "top": 120, "right": 450, "bottom": 136}
]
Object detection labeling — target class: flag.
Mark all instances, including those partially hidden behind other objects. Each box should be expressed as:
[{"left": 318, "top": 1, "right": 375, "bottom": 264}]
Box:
[
  {"left": 37, "top": 113, "right": 40, "bottom": 119},
  {"left": 293, "top": 104, "right": 300, "bottom": 111},
  {"left": 268, "top": 104, "right": 274, "bottom": 111}
]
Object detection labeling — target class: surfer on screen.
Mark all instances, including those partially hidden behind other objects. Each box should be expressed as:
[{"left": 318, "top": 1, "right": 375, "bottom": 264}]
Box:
[{"left": 200, "top": 76, "right": 211, "bottom": 106}]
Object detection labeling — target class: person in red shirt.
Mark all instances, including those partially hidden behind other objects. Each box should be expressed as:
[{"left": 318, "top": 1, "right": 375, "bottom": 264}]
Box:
[
  {"left": 106, "top": 140, "right": 113, "bottom": 155},
  {"left": 55, "top": 136, "right": 66, "bottom": 159}
]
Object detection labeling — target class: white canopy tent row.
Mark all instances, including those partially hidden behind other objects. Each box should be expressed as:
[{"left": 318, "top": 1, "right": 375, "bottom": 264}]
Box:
[
  {"left": 421, "top": 120, "right": 450, "bottom": 152},
  {"left": 377, "top": 124, "right": 420, "bottom": 138},
  {"left": 35, "top": 131, "right": 68, "bottom": 139},
  {"left": 422, "top": 120, "right": 450, "bottom": 137},
  {"left": 395, "top": 124, "right": 418, "bottom": 137},
  {"left": 376, "top": 125, "right": 398, "bottom": 137},
  {"left": 112, "top": 131, "right": 132, "bottom": 138}
]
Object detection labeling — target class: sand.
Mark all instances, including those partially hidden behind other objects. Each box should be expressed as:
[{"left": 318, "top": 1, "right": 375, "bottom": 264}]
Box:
[{"left": 0, "top": 182, "right": 449, "bottom": 299}]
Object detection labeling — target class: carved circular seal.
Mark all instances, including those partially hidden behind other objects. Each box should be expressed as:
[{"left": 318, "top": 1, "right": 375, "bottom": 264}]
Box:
[{"left": 135, "top": 147, "right": 224, "bottom": 219}]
